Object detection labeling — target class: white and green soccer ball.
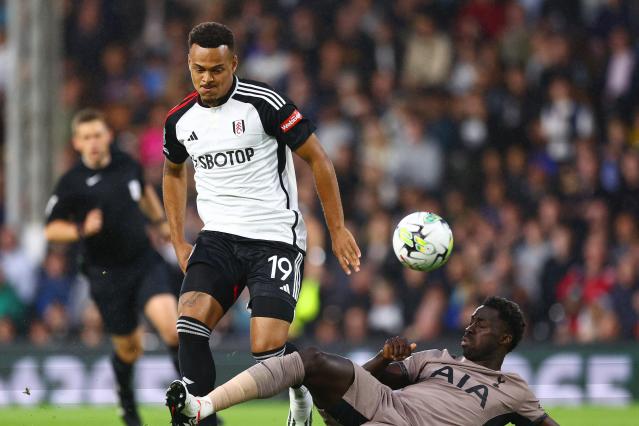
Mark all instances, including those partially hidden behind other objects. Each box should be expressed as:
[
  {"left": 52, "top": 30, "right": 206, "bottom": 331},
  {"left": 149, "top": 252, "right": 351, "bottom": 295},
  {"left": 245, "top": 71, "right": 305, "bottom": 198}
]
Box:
[{"left": 392, "top": 212, "right": 454, "bottom": 271}]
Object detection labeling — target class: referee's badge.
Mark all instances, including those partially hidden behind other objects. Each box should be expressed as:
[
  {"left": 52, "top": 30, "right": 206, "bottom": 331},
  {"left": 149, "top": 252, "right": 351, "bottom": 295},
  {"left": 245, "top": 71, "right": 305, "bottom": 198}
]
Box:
[{"left": 233, "top": 119, "right": 245, "bottom": 136}]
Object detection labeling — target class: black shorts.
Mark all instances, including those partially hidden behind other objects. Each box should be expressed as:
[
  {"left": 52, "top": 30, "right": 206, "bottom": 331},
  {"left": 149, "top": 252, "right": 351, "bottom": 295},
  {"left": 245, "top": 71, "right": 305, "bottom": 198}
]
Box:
[
  {"left": 182, "top": 231, "right": 305, "bottom": 322},
  {"left": 85, "top": 250, "right": 175, "bottom": 335}
]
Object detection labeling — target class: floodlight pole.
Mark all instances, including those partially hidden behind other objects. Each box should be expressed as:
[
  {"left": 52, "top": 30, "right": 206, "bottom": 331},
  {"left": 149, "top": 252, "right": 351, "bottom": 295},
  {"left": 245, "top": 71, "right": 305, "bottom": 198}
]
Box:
[{"left": 5, "top": 0, "right": 62, "bottom": 258}]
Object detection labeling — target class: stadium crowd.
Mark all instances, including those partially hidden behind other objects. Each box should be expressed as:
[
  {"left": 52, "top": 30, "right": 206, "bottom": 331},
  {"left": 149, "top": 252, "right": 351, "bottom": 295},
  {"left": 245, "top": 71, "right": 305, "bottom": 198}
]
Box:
[{"left": 1, "top": 0, "right": 639, "bottom": 349}]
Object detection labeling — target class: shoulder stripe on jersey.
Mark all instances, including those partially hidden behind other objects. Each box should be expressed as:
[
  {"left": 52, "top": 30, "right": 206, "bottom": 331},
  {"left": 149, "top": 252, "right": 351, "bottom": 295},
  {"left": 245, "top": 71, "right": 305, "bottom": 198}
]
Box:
[
  {"left": 165, "top": 91, "right": 198, "bottom": 123},
  {"left": 235, "top": 89, "right": 282, "bottom": 110},
  {"left": 236, "top": 84, "right": 285, "bottom": 108},
  {"left": 238, "top": 82, "right": 286, "bottom": 105}
]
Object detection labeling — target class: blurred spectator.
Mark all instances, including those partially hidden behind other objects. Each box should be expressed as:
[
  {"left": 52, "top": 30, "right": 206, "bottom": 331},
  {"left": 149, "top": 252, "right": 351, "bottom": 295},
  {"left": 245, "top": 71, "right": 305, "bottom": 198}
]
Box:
[
  {"left": 538, "top": 225, "right": 574, "bottom": 335},
  {"left": 459, "top": 0, "right": 506, "bottom": 40},
  {"left": 610, "top": 254, "right": 639, "bottom": 339},
  {"left": 617, "top": 149, "right": 639, "bottom": 217},
  {"left": 402, "top": 12, "right": 452, "bottom": 88},
  {"left": 34, "top": 250, "right": 75, "bottom": 320},
  {"left": 0, "top": 226, "right": 37, "bottom": 305},
  {"left": 556, "top": 233, "right": 615, "bottom": 340},
  {"left": 79, "top": 302, "right": 104, "bottom": 347},
  {"left": 539, "top": 74, "right": 594, "bottom": 162},
  {"left": 0, "top": 267, "right": 24, "bottom": 330},
  {"left": 243, "top": 17, "right": 290, "bottom": 85},
  {"left": 368, "top": 279, "right": 403, "bottom": 335},
  {"left": 343, "top": 306, "right": 368, "bottom": 345},
  {"left": 514, "top": 219, "right": 551, "bottom": 306},
  {"left": 390, "top": 111, "right": 444, "bottom": 190},
  {"left": 28, "top": 319, "right": 51, "bottom": 347},
  {"left": 602, "top": 26, "right": 638, "bottom": 118},
  {"left": 500, "top": 2, "right": 531, "bottom": 66}
]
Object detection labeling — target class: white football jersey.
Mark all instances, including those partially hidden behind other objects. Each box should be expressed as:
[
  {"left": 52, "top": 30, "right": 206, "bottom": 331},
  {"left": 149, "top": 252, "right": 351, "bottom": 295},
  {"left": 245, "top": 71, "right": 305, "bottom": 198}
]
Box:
[{"left": 163, "top": 76, "right": 313, "bottom": 251}]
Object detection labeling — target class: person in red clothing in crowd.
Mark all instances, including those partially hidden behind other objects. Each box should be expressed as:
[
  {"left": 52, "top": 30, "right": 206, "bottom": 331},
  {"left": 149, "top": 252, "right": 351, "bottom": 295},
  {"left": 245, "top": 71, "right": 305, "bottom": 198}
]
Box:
[{"left": 556, "top": 233, "right": 615, "bottom": 341}]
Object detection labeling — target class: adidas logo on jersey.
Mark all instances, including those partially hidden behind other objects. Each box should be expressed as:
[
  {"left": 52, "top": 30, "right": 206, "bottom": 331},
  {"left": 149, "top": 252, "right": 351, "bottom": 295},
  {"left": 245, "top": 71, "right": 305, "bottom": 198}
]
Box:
[{"left": 187, "top": 131, "right": 198, "bottom": 141}]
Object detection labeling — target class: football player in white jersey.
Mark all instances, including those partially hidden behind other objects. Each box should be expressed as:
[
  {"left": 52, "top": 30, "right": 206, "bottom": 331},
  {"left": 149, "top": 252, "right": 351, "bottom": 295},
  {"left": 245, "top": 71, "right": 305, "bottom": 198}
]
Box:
[{"left": 163, "top": 22, "right": 361, "bottom": 426}]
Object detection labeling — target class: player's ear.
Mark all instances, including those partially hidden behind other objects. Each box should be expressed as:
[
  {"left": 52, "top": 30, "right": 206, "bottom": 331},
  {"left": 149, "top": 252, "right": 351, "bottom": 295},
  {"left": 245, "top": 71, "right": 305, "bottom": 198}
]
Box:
[
  {"left": 231, "top": 54, "right": 238, "bottom": 72},
  {"left": 500, "top": 333, "right": 513, "bottom": 349},
  {"left": 71, "top": 135, "right": 82, "bottom": 152}
]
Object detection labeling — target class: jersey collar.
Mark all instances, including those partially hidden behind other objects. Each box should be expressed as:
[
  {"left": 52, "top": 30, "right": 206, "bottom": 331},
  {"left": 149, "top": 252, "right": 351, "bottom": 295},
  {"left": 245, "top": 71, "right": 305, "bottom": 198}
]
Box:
[{"left": 197, "top": 75, "right": 238, "bottom": 108}]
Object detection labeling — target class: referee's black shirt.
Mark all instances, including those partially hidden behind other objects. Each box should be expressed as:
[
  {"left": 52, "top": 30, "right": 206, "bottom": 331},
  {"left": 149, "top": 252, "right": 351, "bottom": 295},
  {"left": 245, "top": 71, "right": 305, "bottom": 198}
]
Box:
[{"left": 46, "top": 150, "right": 151, "bottom": 266}]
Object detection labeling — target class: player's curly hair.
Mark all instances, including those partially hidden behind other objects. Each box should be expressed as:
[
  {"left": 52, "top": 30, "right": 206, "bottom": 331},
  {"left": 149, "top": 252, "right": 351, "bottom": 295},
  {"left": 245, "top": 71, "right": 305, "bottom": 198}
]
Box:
[
  {"left": 188, "top": 22, "right": 234, "bottom": 50},
  {"left": 483, "top": 296, "right": 525, "bottom": 352}
]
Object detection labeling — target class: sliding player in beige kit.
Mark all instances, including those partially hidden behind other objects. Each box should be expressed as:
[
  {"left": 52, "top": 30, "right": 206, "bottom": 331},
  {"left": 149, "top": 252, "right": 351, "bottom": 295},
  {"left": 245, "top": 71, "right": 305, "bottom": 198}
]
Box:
[{"left": 168, "top": 296, "right": 560, "bottom": 425}]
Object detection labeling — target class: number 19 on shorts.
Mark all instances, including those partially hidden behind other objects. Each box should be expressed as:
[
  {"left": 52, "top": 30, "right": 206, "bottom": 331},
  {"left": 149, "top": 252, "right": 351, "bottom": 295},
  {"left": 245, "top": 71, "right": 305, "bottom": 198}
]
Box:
[{"left": 267, "top": 253, "right": 303, "bottom": 300}]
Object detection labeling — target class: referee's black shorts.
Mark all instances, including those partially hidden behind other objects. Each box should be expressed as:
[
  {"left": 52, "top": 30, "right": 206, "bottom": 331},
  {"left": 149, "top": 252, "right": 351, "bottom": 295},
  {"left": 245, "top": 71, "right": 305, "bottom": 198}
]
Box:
[
  {"left": 84, "top": 250, "right": 175, "bottom": 335},
  {"left": 182, "top": 231, "right": 305, "bottom": 323}
]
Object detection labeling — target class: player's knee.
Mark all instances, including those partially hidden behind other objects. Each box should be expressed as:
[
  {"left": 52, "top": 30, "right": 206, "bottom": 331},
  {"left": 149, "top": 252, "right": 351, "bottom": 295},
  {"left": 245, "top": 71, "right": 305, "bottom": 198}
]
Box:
[
  {"left": 251, "top": 336, "right": 288, "bottom": 354},
  {"left": 115, "top": 337, "right": 143, "bottom": 363},
  {"left": 159, "top": 326, "right": 179, "bottom": 347},
  {"left": 177, "top": 291, "right": 223, "bottom": 326},
  {"left": 116, "top": 343, "right": 142, "bottom": 363},
  {"left": 300, "top": 347, "right": 326, "bottom": 378}
]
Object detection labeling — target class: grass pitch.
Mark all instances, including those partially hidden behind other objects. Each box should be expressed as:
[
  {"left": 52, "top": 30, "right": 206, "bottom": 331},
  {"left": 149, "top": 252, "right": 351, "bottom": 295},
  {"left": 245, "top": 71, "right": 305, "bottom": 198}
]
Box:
[{"left": 0, "top": 402, "right": 637, "bottom": 425}]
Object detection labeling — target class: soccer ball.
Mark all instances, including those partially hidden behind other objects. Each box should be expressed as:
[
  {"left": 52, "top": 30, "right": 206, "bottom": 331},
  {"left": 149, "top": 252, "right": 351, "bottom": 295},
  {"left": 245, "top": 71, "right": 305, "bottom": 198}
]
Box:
[{"left": 392, "top": 212, "right": 454, "bottom": 271}]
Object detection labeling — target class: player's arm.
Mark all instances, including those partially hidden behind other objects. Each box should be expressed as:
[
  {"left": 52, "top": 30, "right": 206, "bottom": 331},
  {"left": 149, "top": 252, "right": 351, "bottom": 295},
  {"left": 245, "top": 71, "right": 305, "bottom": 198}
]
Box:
[
  {"left": 295, "top": 134, "right": 361, "bottom": 275},
  {"left": 139, "top": 184, "right": 170, "bottom": 240},
  {"left": 362, "top": 336, "right": 417, "bottom": 390},
  {"left": 139, "top": 184, "right": 166, "bottom": 223},
  {"left": 539, "top": 416, "right": 560, "bottom": 426},
  {"left": 515, "top": 384, "right": 558, "bottom": 426},
  {"left": 44, "top": 182, "right": 102, "bottom": 243},
  {"left": 44, "top": 210, "right": 103, "bottom": 243},
  {"left": 162, "top": 158, "right": 191, "bottom": 271}
]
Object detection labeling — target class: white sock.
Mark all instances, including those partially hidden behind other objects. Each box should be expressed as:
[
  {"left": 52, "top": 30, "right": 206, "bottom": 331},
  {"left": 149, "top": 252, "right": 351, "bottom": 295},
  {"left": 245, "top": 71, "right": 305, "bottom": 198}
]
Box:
[
  {"left": 197, "top": 396, "right": 215, "bottom": 420},
  {"left": 182, "top": 393, "right": 214, "bottom": 420},
  {"left": 289, "top": 385, "right": 313, "bottom": 421}
]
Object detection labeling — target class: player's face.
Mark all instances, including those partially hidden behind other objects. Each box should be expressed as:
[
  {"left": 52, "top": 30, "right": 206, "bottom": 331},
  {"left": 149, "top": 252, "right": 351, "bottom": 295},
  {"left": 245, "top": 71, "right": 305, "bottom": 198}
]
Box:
[
  {"left": 188, "top": 43, "right": 238, "bottom": 106},
  {"left": 73, "top": 120, "right": 112, "bottom": 168},
  {"left": 461, "top": 306, "right": 509, "bottom": 361}
]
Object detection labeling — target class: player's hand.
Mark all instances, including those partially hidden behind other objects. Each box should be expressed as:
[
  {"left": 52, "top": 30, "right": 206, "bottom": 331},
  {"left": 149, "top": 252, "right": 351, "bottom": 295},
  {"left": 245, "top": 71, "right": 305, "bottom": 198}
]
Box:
[
  {"left": 330, "top": 226, "right": 361, "bottom": 275},
  {"left": 174, "top": 240, "right": 193, "bottom": 273},
  {"left": 83, "top": 209, "right": 103, "bottom": 237},
  {"left": 382, "top": 337, "right": 417, "bottom": 362},
  {"left": 155, "top": 221, "right": 171, "bottom": 243}
]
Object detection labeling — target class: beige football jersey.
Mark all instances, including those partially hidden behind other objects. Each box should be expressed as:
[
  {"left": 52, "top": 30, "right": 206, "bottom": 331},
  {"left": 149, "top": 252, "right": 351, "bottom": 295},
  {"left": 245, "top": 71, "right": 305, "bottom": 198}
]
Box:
[{"left": 392, "top": 349, "right": 547, "bottom": 425}]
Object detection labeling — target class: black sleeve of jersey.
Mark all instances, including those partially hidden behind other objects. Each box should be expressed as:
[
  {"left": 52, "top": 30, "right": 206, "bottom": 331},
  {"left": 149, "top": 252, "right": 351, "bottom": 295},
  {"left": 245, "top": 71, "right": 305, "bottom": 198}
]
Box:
[
  {"left": 163, "top": 116, "right": 189, "bottom": 164},
  {"left": 45, "top": 175, "right": 79, "bottom": 223},
  {"left": 132, "top": 156, "right": 146, "bottom": 187},
  {"left": 113, "top": 150, "right": 146, "bottom": 187},
  {"left": 268, "top": 102, "right": 316, "bottom": 151},
  {"left": 239, "top": 80, "right": 316, "bottom": 150}
]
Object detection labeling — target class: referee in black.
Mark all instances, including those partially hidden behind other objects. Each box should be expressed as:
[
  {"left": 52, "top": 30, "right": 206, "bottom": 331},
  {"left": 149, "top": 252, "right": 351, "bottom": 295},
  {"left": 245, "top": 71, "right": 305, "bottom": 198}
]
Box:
[{"left": 44, "top": 109, "right": 180, "bottom": 426}]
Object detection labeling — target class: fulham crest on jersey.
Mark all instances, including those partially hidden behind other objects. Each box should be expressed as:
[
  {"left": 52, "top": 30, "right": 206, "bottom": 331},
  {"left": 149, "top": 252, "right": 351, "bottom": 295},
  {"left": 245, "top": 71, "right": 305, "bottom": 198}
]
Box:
[{"left": 233, "top": 119, "right": 245, "bottom": 135}]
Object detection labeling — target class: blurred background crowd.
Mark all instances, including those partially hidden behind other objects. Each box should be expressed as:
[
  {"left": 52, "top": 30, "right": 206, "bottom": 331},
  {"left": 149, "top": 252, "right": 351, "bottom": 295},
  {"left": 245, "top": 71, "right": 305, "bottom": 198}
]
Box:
[{"left": 1, "top": 0, "right": 639, "bottom": 350}]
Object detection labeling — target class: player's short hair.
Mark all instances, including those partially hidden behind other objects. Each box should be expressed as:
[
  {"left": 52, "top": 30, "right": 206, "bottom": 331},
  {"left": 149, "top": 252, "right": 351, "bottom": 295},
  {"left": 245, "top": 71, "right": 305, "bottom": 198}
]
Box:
[
  {"left": 188, "top": 22, "right": 234, "bottom": 51},
  {"left": 71, "top": 109, "right": 107, "bottom": 134},
  {"left": 483, "top": 296, "right": 525, "bottom": 352}
]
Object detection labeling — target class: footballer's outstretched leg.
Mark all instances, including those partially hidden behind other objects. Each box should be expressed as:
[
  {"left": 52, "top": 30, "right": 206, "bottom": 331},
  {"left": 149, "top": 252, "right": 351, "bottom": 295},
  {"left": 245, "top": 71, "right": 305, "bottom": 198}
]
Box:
[{"left": 165, "top": 348, "right": 355, "bottom": 423}]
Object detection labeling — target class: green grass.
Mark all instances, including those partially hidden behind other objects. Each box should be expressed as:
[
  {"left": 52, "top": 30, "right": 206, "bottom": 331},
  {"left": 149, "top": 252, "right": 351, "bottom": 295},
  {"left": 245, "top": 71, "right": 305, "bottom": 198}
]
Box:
[{"left": 0, "top": 402, "right": 637, "bottom": 425}]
